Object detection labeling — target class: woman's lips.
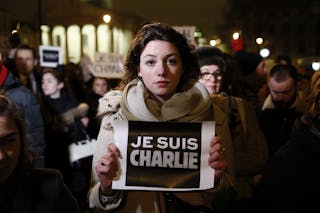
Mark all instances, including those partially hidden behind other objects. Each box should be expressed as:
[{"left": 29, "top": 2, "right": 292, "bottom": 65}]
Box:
[{"left": 156, "top": 81, "right": 169, "bottom": 87}]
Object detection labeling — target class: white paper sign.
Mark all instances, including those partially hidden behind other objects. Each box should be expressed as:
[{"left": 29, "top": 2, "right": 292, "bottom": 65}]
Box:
[
  {"left": 173, "top": 26, "right": 196, "bottom": 46},
  {"left": 112, "top": 120, "right": 215, "bottom": 191},
  {"left": 92, "top": 52, "right": 124, "bottom": 79},
  {"left": 39, "top": 45, "right": 62, "bottom": 68}
]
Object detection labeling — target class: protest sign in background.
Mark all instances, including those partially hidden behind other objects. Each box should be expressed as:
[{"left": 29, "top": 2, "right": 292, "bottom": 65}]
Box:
[
  {"left": 39, "top": 45, "right": 62, "bottom": 68},
  {"left": 173, "top": 26, "right": 196, "bottom": 47},
  {"left": 92, "top": 52, "right": 124, "bottom": 78}
]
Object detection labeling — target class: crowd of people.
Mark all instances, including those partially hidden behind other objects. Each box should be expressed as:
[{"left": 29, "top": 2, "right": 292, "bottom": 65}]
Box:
[{"left": 0, "top": 22, "right": 319, "bottom": 212}]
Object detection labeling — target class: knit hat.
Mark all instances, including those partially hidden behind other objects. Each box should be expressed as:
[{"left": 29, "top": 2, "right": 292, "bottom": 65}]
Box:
[
  {"left": 233, "top": 50, "right": 263, "bottom": 76},
  {"left": 192, "top": 46, "right": 226, "bottom": 72}
]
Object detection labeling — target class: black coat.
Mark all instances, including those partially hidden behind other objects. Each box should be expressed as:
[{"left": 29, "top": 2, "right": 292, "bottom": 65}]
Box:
[
  {"left": 255, "top": 113, "right": 320, "bottom": 212},
  {"left": 259, "top": 107, "right": 303, "bottom": 155},
  {"left": 1, "top": 168, "right": 80, "bottom": 213}
]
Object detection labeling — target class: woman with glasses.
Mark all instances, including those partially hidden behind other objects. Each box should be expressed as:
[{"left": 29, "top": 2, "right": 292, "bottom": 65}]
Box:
[{"left": 193, "top": 46, "right": 269, "bottom": 212}]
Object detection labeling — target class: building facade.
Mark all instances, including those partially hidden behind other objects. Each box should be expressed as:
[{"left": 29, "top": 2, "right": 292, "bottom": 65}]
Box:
[{"left": 0, "top": 0, "right": 146, "bottom": 63}]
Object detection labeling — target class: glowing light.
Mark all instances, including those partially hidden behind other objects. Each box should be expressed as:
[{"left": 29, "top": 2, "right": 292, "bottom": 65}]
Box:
[
  {"left": 256, "top": 37, "right": 263, "bottom": 45},
  {"left": 312, "top": 62, "right": 320, "bottom": 71},
  {"left": 210, "top": 40, "right": 217, "bottom": 46},
  {"left": 194, "top": 31, "right": 202, "bottom": 37},
  {"left": 233, "top": 32, "right": 240, "bottom": 40},
  {"left": 103, "top": 14, "right": 111, "bottom": 24},
  {"left": 259, "top": 48, "right": 270, "bottom": 58}
]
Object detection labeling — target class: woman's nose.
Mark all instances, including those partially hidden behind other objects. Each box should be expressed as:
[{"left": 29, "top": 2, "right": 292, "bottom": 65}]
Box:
[{"left": 156, "top": 62, "right": 167, "bottom": 76}]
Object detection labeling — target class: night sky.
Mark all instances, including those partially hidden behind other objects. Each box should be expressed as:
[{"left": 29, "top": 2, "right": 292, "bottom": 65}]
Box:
[{"left": 111, "top": 0, "right": 228, "bottom": 38}]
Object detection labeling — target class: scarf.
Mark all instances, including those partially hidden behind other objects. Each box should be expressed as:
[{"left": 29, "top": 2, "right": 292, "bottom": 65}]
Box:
[
  {"left": 120, "top": 79, "right": 212, "bottom": 122},
  {"left": 0, "top": 65, "right": 8, "bottom": 87}
]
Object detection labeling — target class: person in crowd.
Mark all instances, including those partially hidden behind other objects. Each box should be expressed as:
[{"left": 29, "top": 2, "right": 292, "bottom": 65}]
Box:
[
  {"left": 41, "top": 68, "right": 91, "bottom": 211},
  {"left": 87, "top": 76, "right": 110, "bottom": 139},
  {"left": 13, "top": 44, "right": 43, "bottom": 97},
  {"left": 193, "top": 46, "right": 268, "bottom": 212},
  {"left": 233, "top": 50, "right": 268, "bottom": 115},
  {"left": 3, "top": 31, "right": 21, "bottom": 72},
  {"left": 79, "top": 55, "right": 95, "bottom": 86},
  {"left": 258, "top": 64, "right": 307, "bottom": 156},
  {"left": 0, "top": 95, "right": 80, "bottom": 213},
  {"left": 88, "top": 23, "right": 235, "bottom": 212},
  {"left": 254, "top": 70, "right": 320, "bottom": 212},
  {"left": 63, "top": 62, "right": 91, "bottom": 103},
  {"left": 0, "top": 51, "right": 45, "bottom": 167}
]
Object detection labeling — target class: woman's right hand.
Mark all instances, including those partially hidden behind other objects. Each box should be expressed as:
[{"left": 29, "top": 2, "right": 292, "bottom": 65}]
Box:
[{"left": 95, "top": 143, "right": 120, "bottom": 195}]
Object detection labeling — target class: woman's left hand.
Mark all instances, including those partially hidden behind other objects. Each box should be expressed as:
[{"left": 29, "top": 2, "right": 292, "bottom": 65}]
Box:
[{"left": 208, "top": 136, "right": 228, "bottom": 180}]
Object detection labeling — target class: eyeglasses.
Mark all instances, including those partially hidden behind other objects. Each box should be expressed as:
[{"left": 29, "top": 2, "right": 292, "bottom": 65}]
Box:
[{"left": 200, "top": 71, "right": 222, "bottom": 81}]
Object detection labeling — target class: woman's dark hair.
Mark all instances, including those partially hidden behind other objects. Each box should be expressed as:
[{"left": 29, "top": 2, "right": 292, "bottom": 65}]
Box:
[
  {"left": 42, "top": 68, "right": 65, "bottom": 84},
  {"left": 192, "top": 46, "right": 226, "bottom": 73},
  {"left": 0, "top": 95, "right": 34, "bottom": 173},
  {"left": 192, "top": 46, "right": 232, "bottom": 93},
  {"left": 120, "top": 22, "right": 199, "bottom": 91},
  {"left": 41, "top": 68, "right": 74, "bottom": 97}
]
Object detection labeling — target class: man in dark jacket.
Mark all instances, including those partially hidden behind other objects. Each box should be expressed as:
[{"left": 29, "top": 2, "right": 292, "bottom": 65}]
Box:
[
  {"left": 0, "top": 52, "right": 45, "bottom": 167},
  {"left": 255, "top": 71, "right": 320, "bottom": 212},
  {"left": 258, "top": 64, "right": 307, "bottom": 156}
]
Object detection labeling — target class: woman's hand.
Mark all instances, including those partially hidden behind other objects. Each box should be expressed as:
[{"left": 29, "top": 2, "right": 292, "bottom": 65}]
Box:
[
  {"left": 95, "top": 143, "right": 120, "bottom": 195},
  {"left": 208, "top": 136, "right": 228, "bottom": 180}
]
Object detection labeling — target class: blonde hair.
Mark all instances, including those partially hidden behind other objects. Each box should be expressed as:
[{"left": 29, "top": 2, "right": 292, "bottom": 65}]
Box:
[{"left": 308, "top": 71, "right": 320, "bottom": 117}]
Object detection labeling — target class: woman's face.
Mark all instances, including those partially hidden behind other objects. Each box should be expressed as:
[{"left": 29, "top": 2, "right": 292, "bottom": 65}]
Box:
[
  {"left": 41, "top": 72, "right": 64, "bottom": 98},
  {"left": 92, "top": 78, "right": 109, "bottom": 96},
  {"left": 198, "top": 64, "right": 223, "bottom": 95},
  {"left": 138, "top": 40, "right": 183, "bottom": 103},
  {"left": 0, "top": 116, "right": 20, "bottom": 183}
]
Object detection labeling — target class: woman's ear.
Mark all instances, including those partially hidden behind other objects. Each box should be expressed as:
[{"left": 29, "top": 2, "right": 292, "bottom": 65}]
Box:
[{"left": 58, "top": 82, "right": 64, "bottom": 89}]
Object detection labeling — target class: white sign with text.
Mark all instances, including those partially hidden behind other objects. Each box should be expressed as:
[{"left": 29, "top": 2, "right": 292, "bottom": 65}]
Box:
[{"left": 112, "top": 120, "right": 215, "bottom": 191}]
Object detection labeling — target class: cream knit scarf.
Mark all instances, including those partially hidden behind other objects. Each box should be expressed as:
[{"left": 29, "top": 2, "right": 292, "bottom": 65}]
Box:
[{"left": 120, "top": 79, "right": 213, "bottom": 122}]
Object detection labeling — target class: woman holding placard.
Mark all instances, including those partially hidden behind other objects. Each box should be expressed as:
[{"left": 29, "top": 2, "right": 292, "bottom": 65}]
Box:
[{"left": 88, "top": 23, "right": 235, "bottom": 213}]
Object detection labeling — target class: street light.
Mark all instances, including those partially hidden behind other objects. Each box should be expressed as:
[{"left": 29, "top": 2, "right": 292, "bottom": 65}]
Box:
[
  {"left": 312, "top": 61, "right": 320, "bottom": 71},
  {"left": 103, "top": 14, "right": 111, "bottom": 24},
  {"left": 232, "top": 32, "right": 240, "bottom": 40},
  {"left": 210, "top": 40, "right": 217, "bottom": 46},
  {"left": 260, "top": 48, "right": 270, "bottom": 58},
  {"left": 209, "top": 38, "right": 221, "bottom": 47},
  {"left": 231, "top": 31, "right": 243, "bottom": 52},
  {"left": 256, "top": 37, "right": 263, "bottom": 45}
]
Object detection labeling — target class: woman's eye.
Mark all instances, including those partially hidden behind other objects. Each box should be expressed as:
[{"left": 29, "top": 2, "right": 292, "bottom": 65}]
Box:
[
  {"left": 167, "top": 58, "right": 176, "bottom": 65},
  {"left": 1, "top": 137, "right": 16, "bottom": 146},
  {"left": 146, "top": 60, "right": 156, "bottom": 66},
  {"left": 6, "top": 138, "right": 16, "bottom": 145}
]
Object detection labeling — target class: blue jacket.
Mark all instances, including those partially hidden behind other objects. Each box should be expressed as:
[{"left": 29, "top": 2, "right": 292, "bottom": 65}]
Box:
[{"left": 1, "top": 67, "right": 45, "bottom": 167}]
